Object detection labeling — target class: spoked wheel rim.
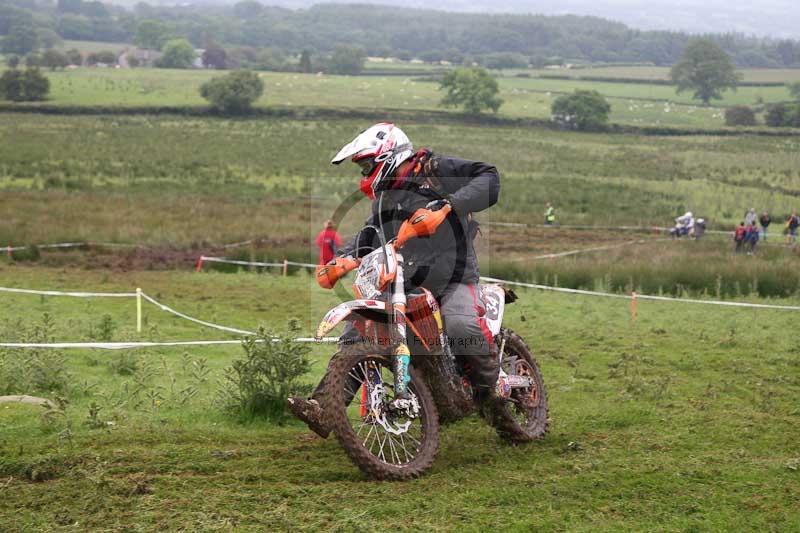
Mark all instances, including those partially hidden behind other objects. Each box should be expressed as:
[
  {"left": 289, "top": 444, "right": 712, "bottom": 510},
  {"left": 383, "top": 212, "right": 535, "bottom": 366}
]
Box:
[{"left": 342, "top": 357, "right": 428, "bottom": 467}]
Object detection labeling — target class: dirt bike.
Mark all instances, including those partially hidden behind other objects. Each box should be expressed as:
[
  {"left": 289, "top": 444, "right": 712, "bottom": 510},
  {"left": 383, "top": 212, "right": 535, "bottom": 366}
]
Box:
[
  {"left": 314, "top": 204, "right": 548, "bottom": 480},
  {"left": 670, "top": 217, "right": 706, "bottom": 240}
]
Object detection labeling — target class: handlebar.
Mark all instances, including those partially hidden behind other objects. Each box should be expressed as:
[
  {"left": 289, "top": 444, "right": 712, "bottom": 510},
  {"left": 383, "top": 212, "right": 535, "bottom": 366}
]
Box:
[{"left": 316, "top": 204, "right": 452, "bottom": 290}]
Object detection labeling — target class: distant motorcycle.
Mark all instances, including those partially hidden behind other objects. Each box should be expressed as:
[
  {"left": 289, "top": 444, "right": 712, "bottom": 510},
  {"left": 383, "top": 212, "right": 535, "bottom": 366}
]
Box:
[
  {"left": 314, "top": 205, "right": 548, "bottom": 480},
  {"left": 670, "top": 215, "right": 706, "bottom": 239}
]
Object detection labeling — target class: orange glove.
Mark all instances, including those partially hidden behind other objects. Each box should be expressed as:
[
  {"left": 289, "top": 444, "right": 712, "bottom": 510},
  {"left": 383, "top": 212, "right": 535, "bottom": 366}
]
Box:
[
  {"left": 316, "top": 257, "right": 360, "bottom": 289},
  {"left": 396, "top": 204, "right": 452, "bottom": 249}
]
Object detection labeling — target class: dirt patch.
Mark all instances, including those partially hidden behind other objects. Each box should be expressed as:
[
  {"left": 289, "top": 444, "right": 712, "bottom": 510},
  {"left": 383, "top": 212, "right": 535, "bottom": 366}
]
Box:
[
  {"left": 25, "top": 236, "right": 312, "bottom": 271},
  {"left": 10, "top": 226, "right": 658, "bottom": 271},
  {"left": 478, "top": 226, "right": 658, "bottom": 260}
]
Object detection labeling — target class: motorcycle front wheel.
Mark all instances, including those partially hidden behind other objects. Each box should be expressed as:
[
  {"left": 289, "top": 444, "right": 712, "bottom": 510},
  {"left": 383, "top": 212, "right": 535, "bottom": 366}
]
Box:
[{"left": 320, "top": 343, "right": 440, "bottom": 480}]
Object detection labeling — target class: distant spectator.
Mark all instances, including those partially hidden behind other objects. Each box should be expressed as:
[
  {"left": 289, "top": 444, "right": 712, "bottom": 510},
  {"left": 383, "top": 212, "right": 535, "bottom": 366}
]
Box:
[
  {"left": 746, "top": 221, "right": 759, "bottom": 255},
  {"left": 734, "top": 222, "right": 747, "bottom": 253},
  {"left": 315, "top": 220, "right": 342, "bottom": 265},
  {"left": 786, "top": 210, "right": 800, "bottom": 245},
  {"left": 544, "top": 202, "right": 556, "bottom": 226},
  {"left": 694, "top": 218, "right": 707, "bottom": 239},
  {"left": 759, "top": 211, "right": 771, "bottom": 241},
  {"left": 744, "top": 207, "right": 757, "bottom": 227}
]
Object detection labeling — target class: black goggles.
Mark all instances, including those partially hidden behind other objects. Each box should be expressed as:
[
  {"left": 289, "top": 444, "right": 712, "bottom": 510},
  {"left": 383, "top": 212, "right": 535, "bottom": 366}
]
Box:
[{"left": 355, "top": 157, "right": 378, "bottom": 177}]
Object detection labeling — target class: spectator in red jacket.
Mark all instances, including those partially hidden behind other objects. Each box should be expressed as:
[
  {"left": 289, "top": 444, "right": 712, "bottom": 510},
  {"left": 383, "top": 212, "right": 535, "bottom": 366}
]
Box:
[
  {"left": 315, "top": 220, "right": 342, "bottom": 265},
  {"left": 734, "top": 222, "right": 747, "bottom": 253}
]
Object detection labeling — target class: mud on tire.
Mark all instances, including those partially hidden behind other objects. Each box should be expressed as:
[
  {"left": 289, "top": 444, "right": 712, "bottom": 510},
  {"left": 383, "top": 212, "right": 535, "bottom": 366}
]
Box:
[{"left": 320, "top": 343, "right": 440, "bottom": 480}]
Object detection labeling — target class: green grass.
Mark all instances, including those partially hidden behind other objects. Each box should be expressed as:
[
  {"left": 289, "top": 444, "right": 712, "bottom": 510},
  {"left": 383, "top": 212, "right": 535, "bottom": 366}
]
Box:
[
  {"left": 1, "top": 113, "right": 798, "bottom": 248},
  {"left": 0, "top": 264, "right": 798, "bottom": 530},
  {"left": 501, "top": 75, "right": 791, "bottom": 109},
  {"left": 3, "top": 67, "right": 798, "bottom": 129},
  {"left": 486, "top": 236, "right": 800, "bottom": 298},
  {"left": 2, "top": 55, "right": 799, "bottom": 529},
  {"left": 364, "top": 59, "right": 444, "bottom": 71},
  {"left": 58, "top": 40, "right": 130, "bottom": 55},
  {"left": 524, "top": 65, "right": 800, "bottom": 84}
]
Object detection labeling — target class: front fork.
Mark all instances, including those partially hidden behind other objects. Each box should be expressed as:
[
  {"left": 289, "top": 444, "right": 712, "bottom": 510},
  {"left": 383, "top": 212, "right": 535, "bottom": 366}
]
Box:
[{"left": 389, "top": 255, "right": 412, "bottom": 399}]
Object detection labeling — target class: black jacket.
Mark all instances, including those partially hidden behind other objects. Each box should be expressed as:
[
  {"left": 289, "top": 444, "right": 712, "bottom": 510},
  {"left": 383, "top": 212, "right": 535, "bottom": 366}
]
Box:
[{"left": 342, "top": 152, "right": 500, "bottom": 297}]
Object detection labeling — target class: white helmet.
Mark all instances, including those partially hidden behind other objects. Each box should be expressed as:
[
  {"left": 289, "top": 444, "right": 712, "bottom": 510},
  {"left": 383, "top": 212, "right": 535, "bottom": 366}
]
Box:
[{"left": 331, "top": 123, "right": 414, "bottom": 199}]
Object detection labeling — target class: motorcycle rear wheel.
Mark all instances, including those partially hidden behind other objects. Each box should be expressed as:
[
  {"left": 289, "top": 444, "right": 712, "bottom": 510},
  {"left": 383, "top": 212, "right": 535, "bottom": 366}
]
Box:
[
  {"left": 320, "top": 343, "right": 440, "bottom": 480},
  {"left": 496, "top": 328, "right": 549, "bottom": 443}
]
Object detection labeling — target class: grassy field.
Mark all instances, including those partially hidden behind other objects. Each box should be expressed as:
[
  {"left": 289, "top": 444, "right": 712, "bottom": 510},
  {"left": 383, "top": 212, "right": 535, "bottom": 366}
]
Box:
[
  {"left": 3, "top": 111, "right": 800, "bottom": 297},
  {"left": 58, "top": 40, "right": 131, "bottom": 55},
  {"left": 501, "top": 76, "right": 791, "bottom": 110},
  {"left": 3, "top": 67, "right": 799, "bottom": 128},
  {"left": 1, "top": 265, "right": 799, "bottom": 530},
  {"left": 531, "top": 65, "right": 800, "bottom": 84},
  {"left": 2, "top": 54, "right": 800, "bottom": 529},
  {"left": 2, "top": 113, "right": 799, "bottom": 244},
  {"left": 486, "top": 234, "right": 800, "bottom": 298}
]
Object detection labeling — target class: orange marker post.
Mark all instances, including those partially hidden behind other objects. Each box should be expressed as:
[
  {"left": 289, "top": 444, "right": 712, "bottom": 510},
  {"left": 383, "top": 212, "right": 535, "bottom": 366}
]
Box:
[
  {"left": 630, "top": 291, "right": 638, "bottom": 323},
  {"left": 195, "top": 256, "right": 205, "bottom": 273}
]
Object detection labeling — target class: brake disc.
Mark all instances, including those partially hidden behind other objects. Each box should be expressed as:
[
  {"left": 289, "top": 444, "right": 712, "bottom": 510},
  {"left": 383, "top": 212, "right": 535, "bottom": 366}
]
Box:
[{"left": 368, "top": 384, "right": 415, "bottom": 436}]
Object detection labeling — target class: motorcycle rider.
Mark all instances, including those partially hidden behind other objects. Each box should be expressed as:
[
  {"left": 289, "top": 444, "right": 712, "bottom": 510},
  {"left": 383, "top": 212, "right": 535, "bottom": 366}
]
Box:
[
  {"left": 672, "top": 211, "right": 695, "bottom": 237},
  {"left": 288, "top": 122, "right": 519, "bottom": 439}
]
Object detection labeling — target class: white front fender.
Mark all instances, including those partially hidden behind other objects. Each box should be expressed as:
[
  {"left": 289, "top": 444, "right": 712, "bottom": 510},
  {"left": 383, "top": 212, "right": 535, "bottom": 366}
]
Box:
[{"left": 316, "top": 299, "right": 388, "bottom": 339}]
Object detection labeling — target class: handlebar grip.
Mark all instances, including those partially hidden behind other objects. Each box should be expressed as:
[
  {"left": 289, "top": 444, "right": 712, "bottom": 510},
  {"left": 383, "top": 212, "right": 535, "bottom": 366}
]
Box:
[
  {"left": 316, "top": 257, "right": 360, "bottom": 289},
  {"left": 395, "top": 204, "right": 452, "bottom": 249}
]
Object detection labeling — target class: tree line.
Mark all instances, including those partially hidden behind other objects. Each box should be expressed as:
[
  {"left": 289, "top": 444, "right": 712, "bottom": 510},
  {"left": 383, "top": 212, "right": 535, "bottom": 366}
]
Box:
[{"left": 3, "top": 0, "right": 800, "bottom": 69}]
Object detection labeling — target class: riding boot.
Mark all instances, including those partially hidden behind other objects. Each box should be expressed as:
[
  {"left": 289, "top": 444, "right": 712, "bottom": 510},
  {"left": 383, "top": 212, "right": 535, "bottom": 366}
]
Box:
[
  {"left": 287, "top": 397, "right": 330, "bottom": 439},
  {"left": 463, "top": 341, "right": 501, "bottom": 392},
  {"left": 475, "top": 387, "right": 523, "bottom": 442},
  {"left": 470, "top": 344, "right": 522, "bottom": 442}
]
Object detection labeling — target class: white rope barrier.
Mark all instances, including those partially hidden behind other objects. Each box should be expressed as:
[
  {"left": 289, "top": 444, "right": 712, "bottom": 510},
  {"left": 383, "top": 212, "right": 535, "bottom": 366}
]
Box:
[
  {"left": 285, "top": 260, "right": 318, "bottom": 268},
  {"left": 3, "top": 251, "right": 800, "bottom": 351},
  {"left": 480, "top": 277, "right": 631, "bottom": 300},
  {"left": 0, "top": 340, "right": 245, "bottom": 350},
  {"left": 4, "top": 241, "right": 143, "bottom": 253},
  {"left": 220, "top": 239, "right": 255, "bottom": 249},
  {"left": 197, "top": 256, "right": 318, "bottom": 269},
  {"left": 483, "top": 221, "right": 732, "bottom": 235},
  {"left": 516, "top": 238, "right": 670, "bottom": 261},
  {"left": 4, "top": 237, "right": 281, "bottom": 255},
  {"left": 198, "top": 256, "right": 285, "bottom": 269},
  {"left": 140, "top": 293, "right": 337, "bottom": 342},
  {"left": 196, "top": 256, "right": 800, "bottom": 311},
  {"left": 631, "top": 293, "right": 800, "bottom": 310},
  {"left": 0, "top": 286, "right": 137, "bottom": 298},
  {"left": 140, "top": 292, "right": 256, "bottom": 336},
  {"left": 0, "top": 338, "right": 339, "bottom": 350},
  {"left": 484, "top": 221, "right": 668, "bottom": 231},
  {"left": 479, "top": 276, "right": 800, "bottom": 311}
]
